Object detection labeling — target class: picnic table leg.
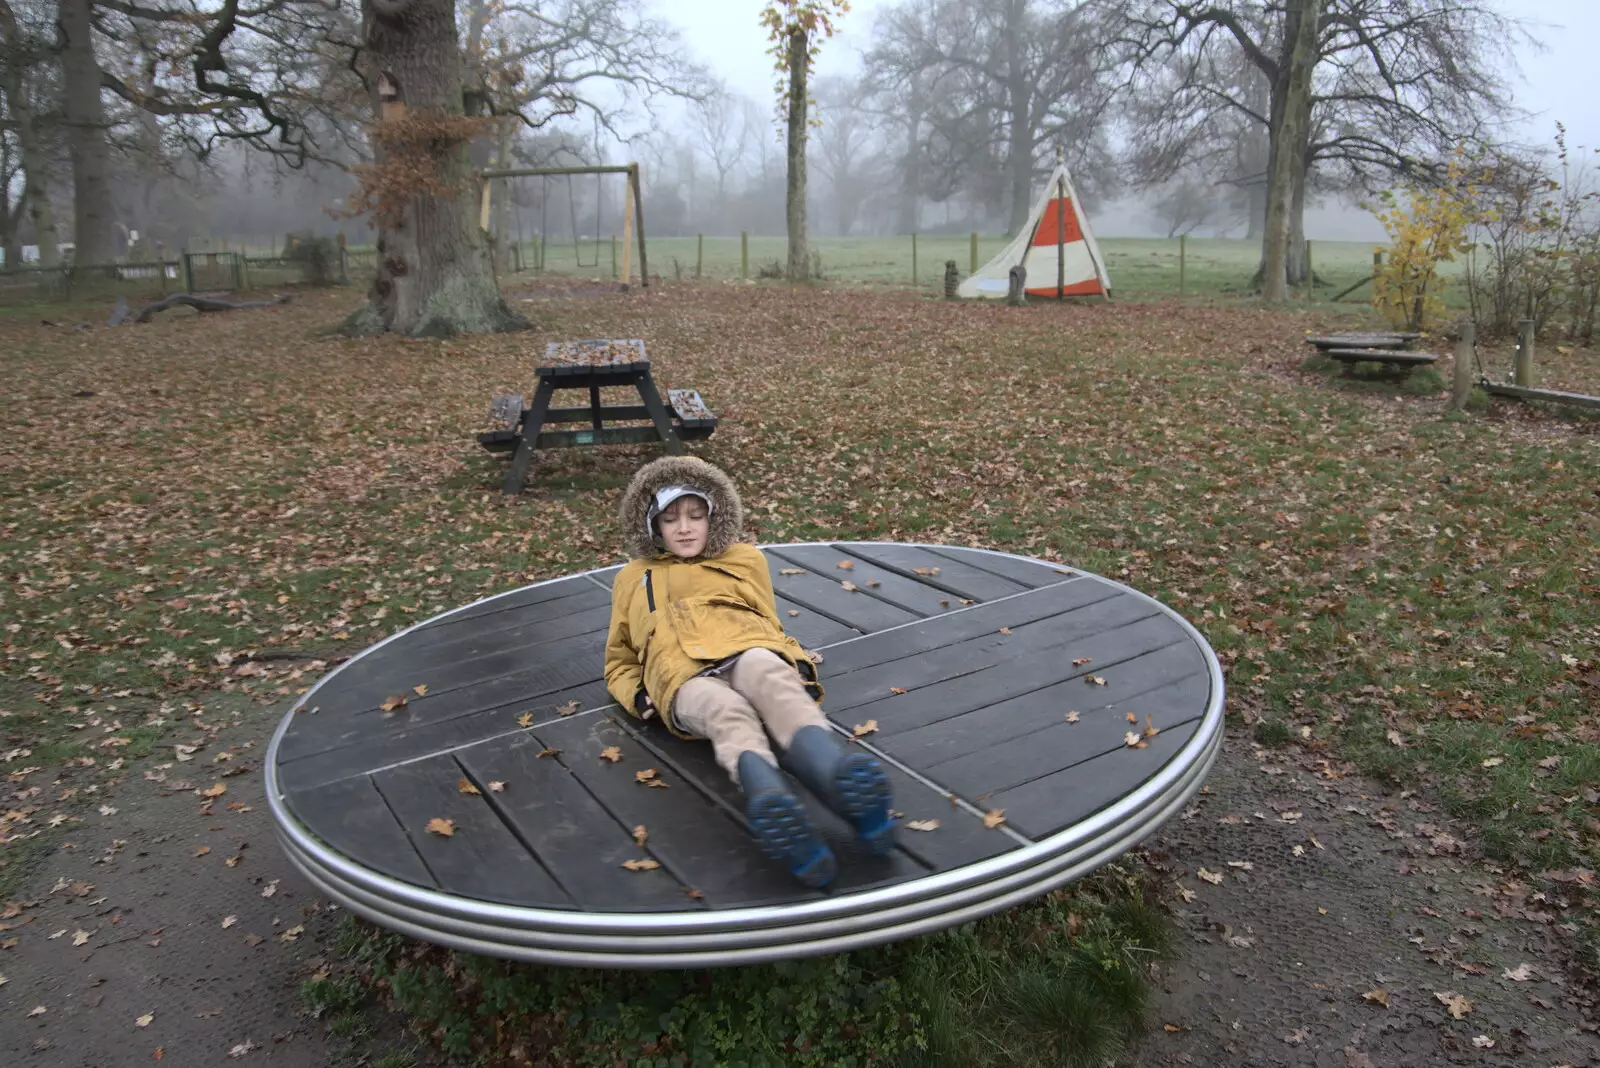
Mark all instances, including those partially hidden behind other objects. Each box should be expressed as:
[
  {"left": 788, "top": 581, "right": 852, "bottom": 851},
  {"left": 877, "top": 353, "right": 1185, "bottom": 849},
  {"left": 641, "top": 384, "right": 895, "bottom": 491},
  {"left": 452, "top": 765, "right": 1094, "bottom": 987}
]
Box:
[
  {"left": 634, "top": 371, "right": 686, "bottom": 456},
  {"left": 503, "top": 378, "right": 556, "bottom": 494}
]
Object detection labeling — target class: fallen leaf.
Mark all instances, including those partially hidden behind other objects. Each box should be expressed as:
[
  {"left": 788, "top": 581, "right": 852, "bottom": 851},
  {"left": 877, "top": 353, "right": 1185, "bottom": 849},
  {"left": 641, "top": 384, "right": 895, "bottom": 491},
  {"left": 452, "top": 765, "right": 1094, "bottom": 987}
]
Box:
[
  {"left": 889, "top": 687, "right": 906, "bottom": 695},
  {"left": 279, "top": 924, "right": 304, "bottom": 942},
  {"left": 380, "top": 694, "right": 407, "bottom": 713},
  {"left": 225, "top": 855, "right": 242, "bottom": 868},
  {"left": 136, "top": 1012, "right": 154, "bottom": 1028},
  {"left": 912, "top": 566, "right": 940, "bottom": 575},
  {"left": 72, "top": 928, "right": 91, "bottom": 945},
  {"left": 199, "top": 783, "right": 226, "bottom": 799},
  {"left": 1125, "top": 731, "right": 1141, "bottom": 747},
  {"left": 685, "top": 888, "right": 704, "bottom": 899},
  {"left": 517, "top": 712, "right": 535, "bottom": 728},
  {"left": 788, "top": 610, "right": 799, "bottom": 616},
  {"left": 906, "top": 819, "right": 941, "bottom": 831},
  {"left": 1197, "top": 868, "right": 1224, "bottom": 885},
  {"left": 486, "top": 781, "right": 506, "bottom": 792},
  {"left": 28, "top": 1005, "right": 46, "bottom": 1017},
  {"left": 100, "top": 804, "right": 118, "bottom": 816},
  {"left": 1386, "top": 729, "right": 1405, "bottom": 746},
  {"left": 853, "top": 720, "right": 879, "bottom": 737},
  {"left": 194, "top": 846, "right": 210, "bottom": 857},
  {"left": 982, "top": 809, "right": 1006, "bottom": 829},
  {"left": 1282, "top": 1028, "right": 1308, "bottom": 1044},
  {"left": 1292, "top": 844, "right": 1305, "bottom": 857},
  {"left": 600, "top": 746, "right": 623, "bottom": 763},
  {"left": 998, "top": 627, "right": 1011, "bottom": 635},
  {"left": 556, "top": 700, "right": 580, "bottom": 716},
  {"left": 1480, "top": 756, "right": 1503, "bottom": 768},
  {"left": 412, "top": 684, "right": 429, "bottom": 696},
  {"left": 1434, "top": 991, "right": 1471, "bottom": 1019},
  {"left": 634, "top": 768, "right": 660, "bottom": 784},
  {"left": 1471, "top": 1035, "right": 1494, "bottom": 1049},
  {"left": 1143, "top": 714, "right": 1160, "bottom": 738},
  {"left": 457, "top": 779, "right": 481, "bottom": 795},
  {"left": 836, "top": 560, "right": 854, "bottom": 570},
  {"left": 1502, "top": 963, "right": 1534, "bottom": 982},
  {"left": 228, "top": 1040, "right": 256, "bottom": 1057},
  {"left": 1362, "top": 989, "right": 1389, "bottom": 1007},
  {"left": 1126, "top": 712, "right": 1137, "bottom": 723},
  {"left": 1227, "top": 860, "right": 1254, "bottom": 870},
  {"left": 260, "top": 881, "right": 278, "bottom": 898},
  {"left": 1065, "top": 711, "right": 1080, "bottom": 723},
  {"left": 632, "top": 825, "right": 648, "bottom": 846},
  {"left": 425, "top": 817, "right": 456, "bottom": 837},
  {"left": 1536, "top": 755, "right": 1561, "bottom": 770},
  {"left": 621, "top": 858, "right": 660, "bottom": 871},
  {"left": 1175, "top": 885, "right": 1196, "bottom": 903},
  {"left": 779, "top": 568, "right": 805, "bottom": 575},
  {"left": 841, "top": 580, "right": 859, "bottom": 592},
  {"left": 1072, "top": 657, "right": 1092, "bottom": 666},
  {"left": 1086, "top": 675, "right": 1107, "bottom": 686},
  {"left": 243, "top": 934, "right": 264, "bottom": 947},
  {"left": 1162, "top": 1023, "right": 1186, "bottom": 1033},
  {"left": 535, "top": 746, "right": 560, "bottom": 758},
  {"left": 221, "top": 915, "right": 238, "bottom": 929},
  {"left": 153, "top": 1047, "right": 164, "bottom": 1060}
]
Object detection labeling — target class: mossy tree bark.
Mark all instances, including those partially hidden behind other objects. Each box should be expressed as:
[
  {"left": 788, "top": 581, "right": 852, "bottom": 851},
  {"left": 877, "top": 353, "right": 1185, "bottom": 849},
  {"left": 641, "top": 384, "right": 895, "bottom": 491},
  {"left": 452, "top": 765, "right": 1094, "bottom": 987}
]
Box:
[{"left": 344, "top": 0, "right": 524, "bottom": 338}]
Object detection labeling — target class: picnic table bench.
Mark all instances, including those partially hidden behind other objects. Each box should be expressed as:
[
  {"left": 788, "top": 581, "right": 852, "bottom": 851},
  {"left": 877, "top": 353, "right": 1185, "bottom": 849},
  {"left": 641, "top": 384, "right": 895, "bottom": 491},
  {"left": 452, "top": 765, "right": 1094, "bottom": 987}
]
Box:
[
  {"left": 265, "top": 543, "right": 1224, "bottom": 968},
  {"left": 478, "top": 339, "right": 717, "bottom": 494},
  {"left": 1304, "top": 332, "right": 1438, "bottom": 379}
]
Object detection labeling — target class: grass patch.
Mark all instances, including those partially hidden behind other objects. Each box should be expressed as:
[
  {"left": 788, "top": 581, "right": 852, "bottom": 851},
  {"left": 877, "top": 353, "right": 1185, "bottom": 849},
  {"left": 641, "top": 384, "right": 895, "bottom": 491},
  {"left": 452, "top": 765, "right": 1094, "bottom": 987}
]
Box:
[{"left": 327, "top": 864, "right": 1167, "bottom": 1067}]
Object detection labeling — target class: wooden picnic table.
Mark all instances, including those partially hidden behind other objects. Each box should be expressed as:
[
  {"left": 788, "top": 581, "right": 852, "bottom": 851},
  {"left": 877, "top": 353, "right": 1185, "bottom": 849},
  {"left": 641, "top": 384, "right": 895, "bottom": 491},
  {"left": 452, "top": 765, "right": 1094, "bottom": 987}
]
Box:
[
  {"left": 266, "top": 543, "right": 1223, "bottom": 968},
  {"left": 479, "top": 339, "right": 716, "bottom": 494}
]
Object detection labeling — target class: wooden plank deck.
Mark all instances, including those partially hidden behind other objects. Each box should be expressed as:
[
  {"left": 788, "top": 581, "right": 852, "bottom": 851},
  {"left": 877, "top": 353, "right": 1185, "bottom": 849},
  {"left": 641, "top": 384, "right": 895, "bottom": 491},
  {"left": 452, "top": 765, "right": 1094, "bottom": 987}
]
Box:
[{"left": 272, "top": 543, "right": 1218, "bottom": 918}]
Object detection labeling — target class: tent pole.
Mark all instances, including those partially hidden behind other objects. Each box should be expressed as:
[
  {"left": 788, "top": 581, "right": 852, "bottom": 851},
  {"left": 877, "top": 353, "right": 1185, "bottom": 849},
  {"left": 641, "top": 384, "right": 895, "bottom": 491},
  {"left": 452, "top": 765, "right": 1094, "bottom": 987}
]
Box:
[{"left": 1057, "top": 172, "right": 1066, "bottom": 300}]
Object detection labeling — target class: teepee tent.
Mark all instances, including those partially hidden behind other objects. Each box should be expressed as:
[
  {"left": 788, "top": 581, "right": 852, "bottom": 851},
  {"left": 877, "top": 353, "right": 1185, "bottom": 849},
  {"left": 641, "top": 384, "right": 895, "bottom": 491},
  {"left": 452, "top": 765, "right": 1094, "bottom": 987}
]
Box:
[{"left": 958, "top": 160, "right": 1111, "bottom": 300}]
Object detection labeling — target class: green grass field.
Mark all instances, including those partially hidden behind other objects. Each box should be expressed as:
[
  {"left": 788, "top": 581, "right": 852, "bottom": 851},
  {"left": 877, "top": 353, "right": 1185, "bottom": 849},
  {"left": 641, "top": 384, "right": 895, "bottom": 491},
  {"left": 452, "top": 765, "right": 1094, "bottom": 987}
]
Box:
[{"left": 507, "top": 234, "right": 1399, "bottom": 300}]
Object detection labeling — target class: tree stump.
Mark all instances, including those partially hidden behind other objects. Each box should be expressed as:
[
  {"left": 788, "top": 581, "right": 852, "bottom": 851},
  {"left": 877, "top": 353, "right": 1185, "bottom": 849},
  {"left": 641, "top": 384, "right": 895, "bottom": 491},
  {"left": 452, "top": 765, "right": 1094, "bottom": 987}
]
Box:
[
  {"left": 943, "top": 260, "right": 959, "bottom": 299},
  {"left": 1006, "top": 265, "right": 1027, "bottom": 306}
]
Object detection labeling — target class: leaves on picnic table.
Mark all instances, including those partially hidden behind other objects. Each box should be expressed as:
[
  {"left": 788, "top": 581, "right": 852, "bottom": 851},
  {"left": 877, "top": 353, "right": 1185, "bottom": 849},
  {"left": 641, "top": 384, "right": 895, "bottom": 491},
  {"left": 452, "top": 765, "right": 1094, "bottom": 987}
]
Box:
[
  {"left": 852, "top": 720, "right": 879, "bottom": 737},
  {"left": 998, "top": 627, "right": 1011, "bottom": 635},
  {"left": 779, "top": 568, "right": 806, "bottom": 575},
  {"left": 982, "top": 809, "right": 1006, "bottom": 829},
  {"left": 1072, "top": 657, "right": 1092, "bottom": 666},
  {"left": 412, "top": 684, "right": 429, "bottom": 696},
  {"left": 1085, "top": 675, "right": 1107, "bottom": 686},
  {"left": 840, "top": 580, "right": 859, "bottom": 592},
  {"left": 634, "top": 768, "right": 662, "bottom": 785},
  {"left": 912, "top": 567, "right": 940, "bottom": 575},
  {"left": 457, "top": 779, "right": 480, "bottom": 795},
  {"left": 632, "top": 825, "right": 648, "bottom": 846},
  {"left": 425, "top": 817, "right": 456, "bottom": 837},
  {"left": 836, "top": 560, "right": 854, "bottom": 570},
  {"left": 1065, "top": 711, "right": 1080, "bottom": 723},
  {"left": 535, "top": 746, "right": 560, "bottom": 758},
  {"left": 600, "top": 746, "right": 623, "bottom": 762},
  {"left": 788, "top": 609, "right": 799, "bottom": 616},
  {"left": 889, "top": 686, "right": 906, "bottom": 695},
  {"left": 906, "top": 819, "right": 941, "bottom": 831},
  {"left": 380, "top": 694, "right": 408, "bottom": 713},
  {"left": 517, "top": 712, "right": 536, "bottom": 728},
  {"left": 621, "top": 858, "right": 659, "bottom": 871},
  {"left": 556, "top": 700, "right": 580, "bottom": 716},
  {"left": 486, "top": 781, "right": 506, "bottom": 792}
]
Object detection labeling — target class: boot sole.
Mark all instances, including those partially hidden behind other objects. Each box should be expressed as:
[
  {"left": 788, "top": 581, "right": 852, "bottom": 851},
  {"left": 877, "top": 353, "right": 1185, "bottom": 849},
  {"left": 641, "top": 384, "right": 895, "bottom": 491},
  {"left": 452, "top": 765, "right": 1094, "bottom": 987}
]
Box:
[
  {"left": 835, "top": 754, "right": 897, "bottom": 857},
  {"left": 747, "top": 793, "right": 838, "bottom": 888}
]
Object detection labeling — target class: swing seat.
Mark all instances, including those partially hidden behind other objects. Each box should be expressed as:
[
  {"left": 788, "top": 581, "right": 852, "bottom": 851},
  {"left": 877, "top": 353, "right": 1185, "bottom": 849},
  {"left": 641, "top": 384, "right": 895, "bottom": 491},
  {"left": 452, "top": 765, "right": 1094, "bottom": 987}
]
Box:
[{"left": 266, "top": 543, "right": 1222, "bottom": 968}]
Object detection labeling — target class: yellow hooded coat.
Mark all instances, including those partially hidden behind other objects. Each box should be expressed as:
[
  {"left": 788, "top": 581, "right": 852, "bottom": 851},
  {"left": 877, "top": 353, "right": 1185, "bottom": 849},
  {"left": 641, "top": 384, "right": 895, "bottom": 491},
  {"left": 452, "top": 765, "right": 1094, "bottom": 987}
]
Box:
[{"left": 603, "top": 456, "right": 822, "bottom": 738}]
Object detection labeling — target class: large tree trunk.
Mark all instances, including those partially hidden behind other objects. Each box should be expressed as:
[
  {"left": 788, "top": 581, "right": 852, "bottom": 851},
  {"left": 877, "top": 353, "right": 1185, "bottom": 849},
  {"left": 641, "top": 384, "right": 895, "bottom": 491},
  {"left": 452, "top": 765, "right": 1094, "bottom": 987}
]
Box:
[
  {"left": 344, "top": 0, "right": 523, "bottom": 338},
  {"left": 1003, "top": 2, "right": 1032, "bottom": 238},
  {"left": 784, "top": 25, "right": 809, "bottom": 281},
  {"left": 0, "top": 1, "right": 59, "bottom": 267},
  {"left": 58, "top": 0, "right": 115, "bottom": 265},
  {"left": 896, "top": 85, "right": 923, "bottom": 235},
  {"left": 492, "top": 118, "right": 514, "bottom": 273},
  {"left": 1261, "top": 0, "right": 1320, "bottom": 303}
]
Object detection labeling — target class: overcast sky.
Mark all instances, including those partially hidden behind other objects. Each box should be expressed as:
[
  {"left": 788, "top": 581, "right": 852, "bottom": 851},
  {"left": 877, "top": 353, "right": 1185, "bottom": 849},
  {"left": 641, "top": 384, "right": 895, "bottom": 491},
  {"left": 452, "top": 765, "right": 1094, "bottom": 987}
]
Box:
[{"left": 652, "top": 0, "right": 1599, "bottom": 238}]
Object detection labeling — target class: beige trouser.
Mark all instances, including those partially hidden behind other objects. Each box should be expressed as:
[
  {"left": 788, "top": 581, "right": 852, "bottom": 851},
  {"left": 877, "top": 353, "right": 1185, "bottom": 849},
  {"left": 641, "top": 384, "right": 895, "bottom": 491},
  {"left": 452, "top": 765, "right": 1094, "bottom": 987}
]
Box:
[{"left": 671, "top": 648, "right": 830, "bottom": 787}]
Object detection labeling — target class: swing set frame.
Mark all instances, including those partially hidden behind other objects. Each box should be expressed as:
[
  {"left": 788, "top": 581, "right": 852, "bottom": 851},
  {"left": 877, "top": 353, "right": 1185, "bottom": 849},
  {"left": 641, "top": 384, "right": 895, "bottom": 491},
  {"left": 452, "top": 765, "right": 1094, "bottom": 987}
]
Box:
[{"left": 478, "top": 162, "right": 650, "bottom": 289}]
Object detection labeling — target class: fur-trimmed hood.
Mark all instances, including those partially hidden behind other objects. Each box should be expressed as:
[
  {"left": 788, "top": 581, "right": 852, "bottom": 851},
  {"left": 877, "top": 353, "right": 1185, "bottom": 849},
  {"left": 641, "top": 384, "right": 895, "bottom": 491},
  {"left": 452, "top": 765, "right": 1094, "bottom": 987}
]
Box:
[{"left": 618, "top": 456, "right": 746, "bottom": 561}]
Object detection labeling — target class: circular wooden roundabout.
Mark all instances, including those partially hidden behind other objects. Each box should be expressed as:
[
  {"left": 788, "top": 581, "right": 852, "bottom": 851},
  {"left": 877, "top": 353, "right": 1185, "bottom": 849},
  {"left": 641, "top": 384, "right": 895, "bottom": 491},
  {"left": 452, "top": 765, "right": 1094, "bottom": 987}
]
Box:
[{"left": 266, "top": 543, "right": 1224, "bottom": 968}]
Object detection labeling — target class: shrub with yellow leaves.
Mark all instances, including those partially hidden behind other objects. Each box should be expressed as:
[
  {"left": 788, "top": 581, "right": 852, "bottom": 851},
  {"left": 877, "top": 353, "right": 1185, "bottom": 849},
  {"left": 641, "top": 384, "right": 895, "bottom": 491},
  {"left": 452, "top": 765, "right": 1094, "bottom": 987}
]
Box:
[{"left": 1369, "top": 159, "right": 1479, "bottom": 331}]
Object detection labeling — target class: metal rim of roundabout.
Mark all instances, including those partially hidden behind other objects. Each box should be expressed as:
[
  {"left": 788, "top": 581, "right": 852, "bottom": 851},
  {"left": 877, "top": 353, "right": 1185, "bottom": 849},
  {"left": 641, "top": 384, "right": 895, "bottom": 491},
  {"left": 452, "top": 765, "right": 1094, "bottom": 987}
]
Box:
[{"left": 265, "top": 543, "right": 1226, "bottom": 968}]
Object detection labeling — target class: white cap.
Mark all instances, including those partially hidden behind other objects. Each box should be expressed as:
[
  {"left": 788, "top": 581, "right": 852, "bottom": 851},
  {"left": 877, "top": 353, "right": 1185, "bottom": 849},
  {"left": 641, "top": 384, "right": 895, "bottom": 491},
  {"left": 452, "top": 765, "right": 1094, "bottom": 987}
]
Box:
[{"left": 646, "top": 485, "right": 713, "bottom": 544}]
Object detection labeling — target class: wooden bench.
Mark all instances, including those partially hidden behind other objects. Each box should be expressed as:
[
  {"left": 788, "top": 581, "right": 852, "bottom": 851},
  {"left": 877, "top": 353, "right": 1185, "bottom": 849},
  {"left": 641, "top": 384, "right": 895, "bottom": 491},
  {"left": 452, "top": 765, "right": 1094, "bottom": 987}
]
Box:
[
  {"left": 1305, "top": 332, "right": 1420, "bottom": 351},
  {"left": 477, "top": 339, "right": 717, "bottom": 493},
  {"left": 1322, "top": 347, "right": 1440, "bottom": 379}
]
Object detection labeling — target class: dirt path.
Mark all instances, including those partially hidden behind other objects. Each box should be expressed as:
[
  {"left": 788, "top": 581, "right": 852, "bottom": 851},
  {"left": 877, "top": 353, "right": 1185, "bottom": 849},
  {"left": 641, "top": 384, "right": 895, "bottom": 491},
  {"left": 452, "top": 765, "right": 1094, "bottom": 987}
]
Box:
[
  {"left": 1127, "top": 732, "right": 1597, "bottom": 1067},
  {"left": 0, "top": 696, "right": 429, "bottom": 1067}
]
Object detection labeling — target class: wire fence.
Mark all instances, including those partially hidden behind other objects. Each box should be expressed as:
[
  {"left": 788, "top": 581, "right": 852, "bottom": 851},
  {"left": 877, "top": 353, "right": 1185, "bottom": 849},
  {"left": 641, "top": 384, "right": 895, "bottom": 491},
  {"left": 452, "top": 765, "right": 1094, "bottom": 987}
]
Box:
[{"left": 0, "top": 233, "right": 1401, "bottom": 308}]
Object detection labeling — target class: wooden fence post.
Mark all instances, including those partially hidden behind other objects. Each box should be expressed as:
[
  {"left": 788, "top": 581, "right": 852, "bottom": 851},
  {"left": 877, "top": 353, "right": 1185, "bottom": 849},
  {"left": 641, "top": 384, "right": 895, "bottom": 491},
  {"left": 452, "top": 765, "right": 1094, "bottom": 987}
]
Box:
[
  {"left": 1451, "top": 320, "right": 1476, "bottom": 410},
  {"left": 181, "top": 249, "right": 193, "bottom": 293},
  {"left": 696, "top": 234, "right": 703, "bottom": 279},
  {"left": 610, "top": 234, "right": 618, "bottom": 278},
  {"left": 741, "top": 231, "right": 748, "bottom": 280},
  {"left": 1305, "top": 239, "right": 1315, "bottom": 298},
  {"left": 1178, "top": 234, "right": 1187, "bottom": 296},
  {"left": 970, "top": 231, "right": 978, "bottom": 275},
  {"left": 911, "top": 232, "right": 918, "bottom": 287},
  {"left": 1515, "top": 318, "right": 1535, "bottom": 386}
]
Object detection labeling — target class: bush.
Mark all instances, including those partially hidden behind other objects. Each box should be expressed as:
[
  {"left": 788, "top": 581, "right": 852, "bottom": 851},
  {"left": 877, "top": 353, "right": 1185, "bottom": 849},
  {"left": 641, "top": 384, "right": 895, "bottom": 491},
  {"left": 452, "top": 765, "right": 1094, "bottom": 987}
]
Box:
[{"left": 1403, "top": 368, "right": 1447, "bottom": 395}]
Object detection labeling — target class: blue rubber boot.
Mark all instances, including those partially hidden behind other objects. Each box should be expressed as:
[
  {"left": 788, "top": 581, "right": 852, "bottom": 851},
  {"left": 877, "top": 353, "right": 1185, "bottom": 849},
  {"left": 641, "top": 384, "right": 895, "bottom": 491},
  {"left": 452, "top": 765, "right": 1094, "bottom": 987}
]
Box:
[
  {"left": 737, "top": 751, "right": 837, "bottom": 889},
  {"left": 781, "top": 726, "right": 897, "bottom": 857}
]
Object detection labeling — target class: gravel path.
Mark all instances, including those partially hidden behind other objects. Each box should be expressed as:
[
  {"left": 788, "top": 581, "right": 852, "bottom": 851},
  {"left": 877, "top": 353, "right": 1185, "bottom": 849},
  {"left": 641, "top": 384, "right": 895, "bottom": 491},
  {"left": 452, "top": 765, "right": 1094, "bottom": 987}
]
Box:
[{"left": 1128, "top": 732, "right": 1597, "bottom": 1067}]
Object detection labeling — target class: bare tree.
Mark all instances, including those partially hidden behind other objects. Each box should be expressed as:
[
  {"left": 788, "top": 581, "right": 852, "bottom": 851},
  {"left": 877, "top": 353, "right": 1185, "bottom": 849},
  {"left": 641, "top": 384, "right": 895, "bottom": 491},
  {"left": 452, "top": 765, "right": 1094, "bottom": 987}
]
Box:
[
  {"left": 1153, "top": 175, "right": 1218, "bottom": 237},
  {"left": 692, "top": 86, "right": 752, "bottom": 206},
  {"left": 865, "top": 0, "right": 1120, "bottom": 237},
  {"left": 1117, "top": 0, "right": 1527, "bottom": 290},
  {"left": 811, "top": 77, "right": 881, "bottom": 236},
  {"left": 0, "top": 0, "right": 59, "bottom": 266}
]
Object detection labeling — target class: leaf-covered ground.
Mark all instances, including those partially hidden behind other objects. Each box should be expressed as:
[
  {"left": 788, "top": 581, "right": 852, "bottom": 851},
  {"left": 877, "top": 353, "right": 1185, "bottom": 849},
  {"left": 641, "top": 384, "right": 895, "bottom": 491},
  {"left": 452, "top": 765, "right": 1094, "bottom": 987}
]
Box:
[{"left": 1, "top": 282, "right": 1596, "bottom": 985}]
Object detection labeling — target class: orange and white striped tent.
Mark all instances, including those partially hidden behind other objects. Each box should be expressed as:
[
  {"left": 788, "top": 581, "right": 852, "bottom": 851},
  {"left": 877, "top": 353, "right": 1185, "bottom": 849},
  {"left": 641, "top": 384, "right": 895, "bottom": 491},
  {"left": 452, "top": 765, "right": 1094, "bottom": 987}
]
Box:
[{"left": 958, "top": 161, "right": 1111, "bottom": 300}]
